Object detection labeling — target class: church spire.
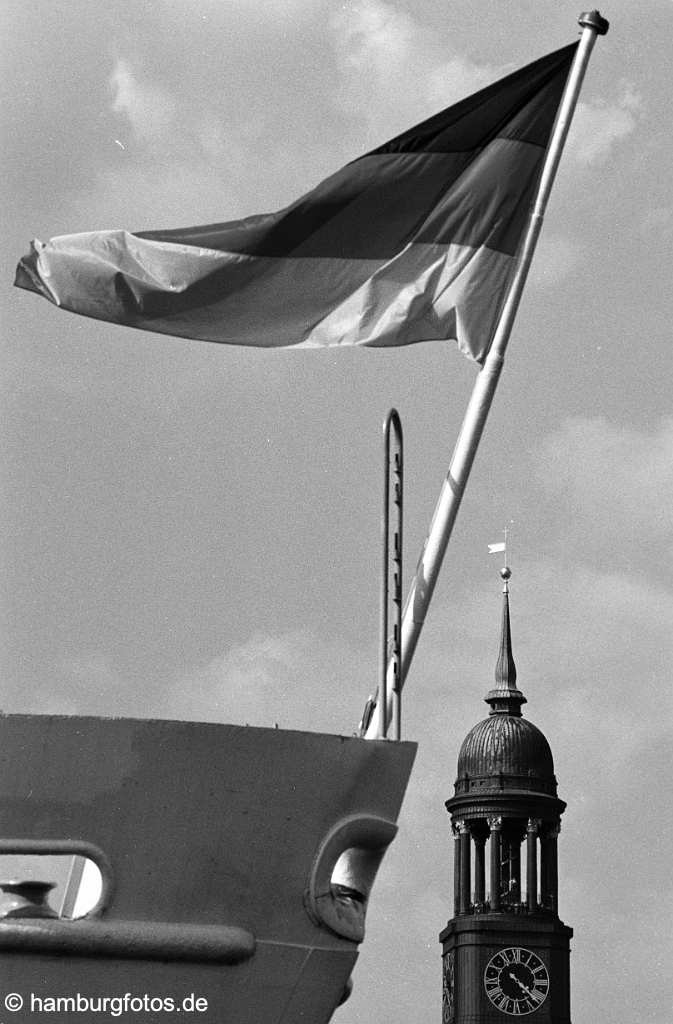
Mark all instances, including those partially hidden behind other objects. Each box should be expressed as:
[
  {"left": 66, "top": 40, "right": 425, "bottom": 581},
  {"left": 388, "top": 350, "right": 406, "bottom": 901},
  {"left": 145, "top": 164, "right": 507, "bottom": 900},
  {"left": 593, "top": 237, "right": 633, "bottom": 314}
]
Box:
[
  {"left": 484, "top": 567, "right": 527, "bottom": 716},
  {"left": 443, "top": 563, "right": 572, "bottom": 1023}
]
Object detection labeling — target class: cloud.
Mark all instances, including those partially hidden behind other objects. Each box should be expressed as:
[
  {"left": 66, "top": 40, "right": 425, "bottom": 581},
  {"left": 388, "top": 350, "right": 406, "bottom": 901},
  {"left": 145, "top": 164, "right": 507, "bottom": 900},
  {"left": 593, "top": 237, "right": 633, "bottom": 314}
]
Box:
[
  {"left": 173, "top": 630, "right": 317, "bottom": 726},
  {"left": 333, "top": 0, "right": 419, "bottom": 79},
  {"left": 567, "top": 85, "right": 642, "bottom": 166},
  {"left": 533, "top": 416, "right": 673, "bottom": 549},
  {"left": 17, "top": 629, "right": 372, "bottom": 737},
  {"left": 423, "top": 55, "right": 497, "bottom": 112},
  {"left": 169, "top": 629, "right": 372, "bottom": 733},
  {"left": 510, "top": 561, "right": 673, "bottom": 755},
  {"left": 330, "top": 0, "right": 497, "bottom": 135},
  {"left": 110, "top": 58, "right": 178, "bottom": 140}
]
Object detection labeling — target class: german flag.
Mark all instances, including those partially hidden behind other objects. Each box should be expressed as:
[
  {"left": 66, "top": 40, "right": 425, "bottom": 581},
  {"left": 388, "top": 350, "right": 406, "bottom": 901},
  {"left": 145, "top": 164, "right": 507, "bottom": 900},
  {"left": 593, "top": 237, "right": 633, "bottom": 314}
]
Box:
[{"left": 15, "top": 44, "right": 576, "bottom": 362}]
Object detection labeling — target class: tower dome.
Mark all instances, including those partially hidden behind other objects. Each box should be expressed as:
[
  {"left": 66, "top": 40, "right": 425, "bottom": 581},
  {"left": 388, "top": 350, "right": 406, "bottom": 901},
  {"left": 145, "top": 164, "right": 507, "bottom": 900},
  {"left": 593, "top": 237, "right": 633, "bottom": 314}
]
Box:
[{"left": 456, "top": 715, "right": 555, "bottom": 792}]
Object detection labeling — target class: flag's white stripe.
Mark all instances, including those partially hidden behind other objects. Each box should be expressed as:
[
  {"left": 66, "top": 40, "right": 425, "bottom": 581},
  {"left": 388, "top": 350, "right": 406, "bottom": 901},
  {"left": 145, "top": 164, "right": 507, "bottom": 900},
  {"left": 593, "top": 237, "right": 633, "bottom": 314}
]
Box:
[
  {"left": 29, "top": 233, "right": 513, "bottom": 360},
  {"left": 305, "top": 243, "right": 512, "bottom": 362}
]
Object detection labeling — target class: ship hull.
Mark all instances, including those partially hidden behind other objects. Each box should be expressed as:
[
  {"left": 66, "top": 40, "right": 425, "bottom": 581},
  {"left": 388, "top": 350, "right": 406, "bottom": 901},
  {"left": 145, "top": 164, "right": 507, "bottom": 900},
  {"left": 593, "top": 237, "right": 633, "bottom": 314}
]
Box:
[{"left": 0, "top": 714, "right": 417, "bottom": 1023}]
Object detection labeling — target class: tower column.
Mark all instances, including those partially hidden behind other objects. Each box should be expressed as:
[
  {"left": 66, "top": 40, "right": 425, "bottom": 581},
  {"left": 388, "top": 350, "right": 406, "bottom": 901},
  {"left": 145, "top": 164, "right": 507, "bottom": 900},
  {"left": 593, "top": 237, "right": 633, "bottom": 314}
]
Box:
[
  {"left": 526, "top": 818, "right": 541, "bottom": 912},
  {"left": 453, "top": 824, "right": 461, "bottom": 917},
  {"left": 548, "top": 824, "right": 559, "bottom": 912},
  {"left": 458, "top": 821, "right": 471, "bottom": 915},
  {"left": 487, "top": 816, "right": 502, "bottom": 911},
  {"left": 508, "top": 830, "right": 522, "bottom": 903},
  {"left": 500, "top": 832, "right": 510, "bottom": 897},
  {"left": 541, "top": 823, "right": 560, "bottom": 912},
  {"left": 474, "top": 834, "right": 486, "bottom": 906}
]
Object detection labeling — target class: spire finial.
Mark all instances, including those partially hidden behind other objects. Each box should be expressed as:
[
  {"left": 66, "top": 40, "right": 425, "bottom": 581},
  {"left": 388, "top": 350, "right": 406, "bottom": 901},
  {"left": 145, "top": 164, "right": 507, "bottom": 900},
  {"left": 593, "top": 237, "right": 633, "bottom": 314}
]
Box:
[
  {"left": 495, "top": 567, "right": 516, "bottom": 689},
  {"left": 484, "top": 566, "right": 527, "bottom": 716}
]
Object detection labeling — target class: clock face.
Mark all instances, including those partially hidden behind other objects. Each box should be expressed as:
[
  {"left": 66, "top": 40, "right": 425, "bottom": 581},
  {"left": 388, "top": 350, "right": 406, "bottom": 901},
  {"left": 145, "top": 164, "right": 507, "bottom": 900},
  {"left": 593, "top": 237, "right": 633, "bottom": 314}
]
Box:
[{"left": 484, "top": 947, "right": 549, "bottom": 1015}]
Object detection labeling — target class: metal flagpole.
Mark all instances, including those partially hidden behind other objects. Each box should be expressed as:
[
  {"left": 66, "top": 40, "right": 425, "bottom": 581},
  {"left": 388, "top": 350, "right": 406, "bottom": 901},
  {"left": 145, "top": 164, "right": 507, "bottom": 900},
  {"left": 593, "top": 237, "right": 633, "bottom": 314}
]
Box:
[{"left": 365, "top": 10, "right": 609, "bottom": 739}]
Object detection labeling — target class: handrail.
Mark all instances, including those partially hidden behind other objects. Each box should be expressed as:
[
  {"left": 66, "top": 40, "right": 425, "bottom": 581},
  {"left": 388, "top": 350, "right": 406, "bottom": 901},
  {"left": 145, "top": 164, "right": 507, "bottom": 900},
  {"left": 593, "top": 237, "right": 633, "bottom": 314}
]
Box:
[{"left": 379, "top": 409, "right": 403, "bottom": 739}]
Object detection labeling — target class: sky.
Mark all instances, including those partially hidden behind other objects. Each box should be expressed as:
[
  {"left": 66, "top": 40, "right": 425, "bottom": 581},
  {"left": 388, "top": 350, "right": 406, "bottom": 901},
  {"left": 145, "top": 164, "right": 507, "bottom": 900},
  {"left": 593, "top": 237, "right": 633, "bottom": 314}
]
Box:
[{"left": 1, "top": 0, "right": 672, "bottom": 1021}]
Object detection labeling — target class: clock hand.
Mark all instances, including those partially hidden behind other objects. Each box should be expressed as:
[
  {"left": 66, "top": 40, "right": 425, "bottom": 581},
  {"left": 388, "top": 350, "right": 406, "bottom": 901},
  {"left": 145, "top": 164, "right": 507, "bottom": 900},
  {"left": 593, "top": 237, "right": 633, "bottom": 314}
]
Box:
[{"left": 507, "top": 972, "right": 538, "bottom": 999}]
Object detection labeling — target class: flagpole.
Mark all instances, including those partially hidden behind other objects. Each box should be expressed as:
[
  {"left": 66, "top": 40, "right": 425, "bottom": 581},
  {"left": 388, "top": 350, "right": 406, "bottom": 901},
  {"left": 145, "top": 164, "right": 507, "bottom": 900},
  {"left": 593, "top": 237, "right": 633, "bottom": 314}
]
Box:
[{"left": 365, "top": 10, "right": 609, "bottom": 739}]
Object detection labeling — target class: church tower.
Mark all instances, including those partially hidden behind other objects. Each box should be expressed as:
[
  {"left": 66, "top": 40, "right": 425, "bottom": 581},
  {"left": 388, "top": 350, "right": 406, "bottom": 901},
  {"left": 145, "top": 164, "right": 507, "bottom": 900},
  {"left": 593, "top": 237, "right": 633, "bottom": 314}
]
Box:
[{"left": 441, "top": 569, "right": 572, "bottom": 1022}]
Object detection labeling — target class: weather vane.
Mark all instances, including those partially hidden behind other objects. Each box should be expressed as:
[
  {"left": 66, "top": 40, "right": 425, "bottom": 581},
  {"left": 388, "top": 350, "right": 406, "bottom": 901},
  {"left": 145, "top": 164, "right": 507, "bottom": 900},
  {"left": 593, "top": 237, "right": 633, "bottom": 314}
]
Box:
[{"left": 488, "top": 522, "right": 514, "bottom": 586}]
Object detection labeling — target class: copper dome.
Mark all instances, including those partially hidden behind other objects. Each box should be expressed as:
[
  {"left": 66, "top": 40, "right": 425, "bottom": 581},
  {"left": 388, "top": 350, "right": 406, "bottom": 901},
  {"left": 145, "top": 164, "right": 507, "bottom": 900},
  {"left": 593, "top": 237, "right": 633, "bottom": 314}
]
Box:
[{"left": 457, "top": 714, "right": 555, "bottom": 783}]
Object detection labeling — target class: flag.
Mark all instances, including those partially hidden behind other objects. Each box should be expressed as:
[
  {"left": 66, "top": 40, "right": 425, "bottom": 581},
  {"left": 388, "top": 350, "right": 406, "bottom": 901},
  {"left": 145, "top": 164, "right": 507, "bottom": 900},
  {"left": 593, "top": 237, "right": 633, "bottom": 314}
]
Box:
[
  {"left": 488, "top": 542, "right": 506, "bottom": 554},
  {"left": 15, "top": 44, "right": 576, "bottom": 361}
]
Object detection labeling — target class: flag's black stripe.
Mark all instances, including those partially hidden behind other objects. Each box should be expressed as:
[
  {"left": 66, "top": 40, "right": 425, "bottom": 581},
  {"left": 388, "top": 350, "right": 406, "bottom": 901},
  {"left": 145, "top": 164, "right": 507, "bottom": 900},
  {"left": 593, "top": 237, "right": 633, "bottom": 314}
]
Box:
[
  {"left": 365, "top": 43, "right": 576, "bottom": 155},
  {"left": 138, "top": 136, "right": 540, "bottom": 261},
  {"left": 137, "top": 45, "right": 574, "bottom": 261}
]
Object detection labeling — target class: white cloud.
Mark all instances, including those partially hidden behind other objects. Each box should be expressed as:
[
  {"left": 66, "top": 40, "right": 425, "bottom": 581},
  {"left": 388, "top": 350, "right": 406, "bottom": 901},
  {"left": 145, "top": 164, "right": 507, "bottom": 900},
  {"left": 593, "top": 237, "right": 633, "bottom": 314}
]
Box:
[
  {"left": 10, "top": 628, "right": 371, "bottom": 734},
  {"left": 330, "top": 0, "right": 497, "bottom": 133},
  {"left": 169, "top": 628, "right": 372, "bottom": 733},
  {"left": 423, "top": 56, "right": 497, "bottom": 112},
  {"left": 334, "top": 0, "right": 417, "bottom": 80},
  {"left": 534, "top": 416, "right": 673, "bottom": 546},
  {"left": 110, "top": 58, "right": 177, "bottom": 140},
  {"left": 513, "top": 561, "right": 673, "bottom": 754},
  {"left": 176, "top": 630, "right": 313, "bottom": 726},
  {"left": 567, "top": 85, "right": 642, "bottom": 166}
]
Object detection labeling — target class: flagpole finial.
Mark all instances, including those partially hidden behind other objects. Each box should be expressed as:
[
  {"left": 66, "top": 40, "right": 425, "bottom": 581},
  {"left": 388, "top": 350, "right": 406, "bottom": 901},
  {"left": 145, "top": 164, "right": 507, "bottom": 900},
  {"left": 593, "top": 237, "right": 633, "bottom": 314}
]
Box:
[{"left": 578, "top": 10, "right": 609, "bottom": 35}]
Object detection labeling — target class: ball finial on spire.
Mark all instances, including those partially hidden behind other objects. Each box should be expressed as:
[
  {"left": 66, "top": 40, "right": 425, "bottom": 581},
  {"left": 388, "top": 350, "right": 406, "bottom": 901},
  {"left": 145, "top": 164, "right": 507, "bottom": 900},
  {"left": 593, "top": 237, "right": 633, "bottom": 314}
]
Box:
[{"left": 500, "top": 565, "right": 511, "bottom": 594}]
